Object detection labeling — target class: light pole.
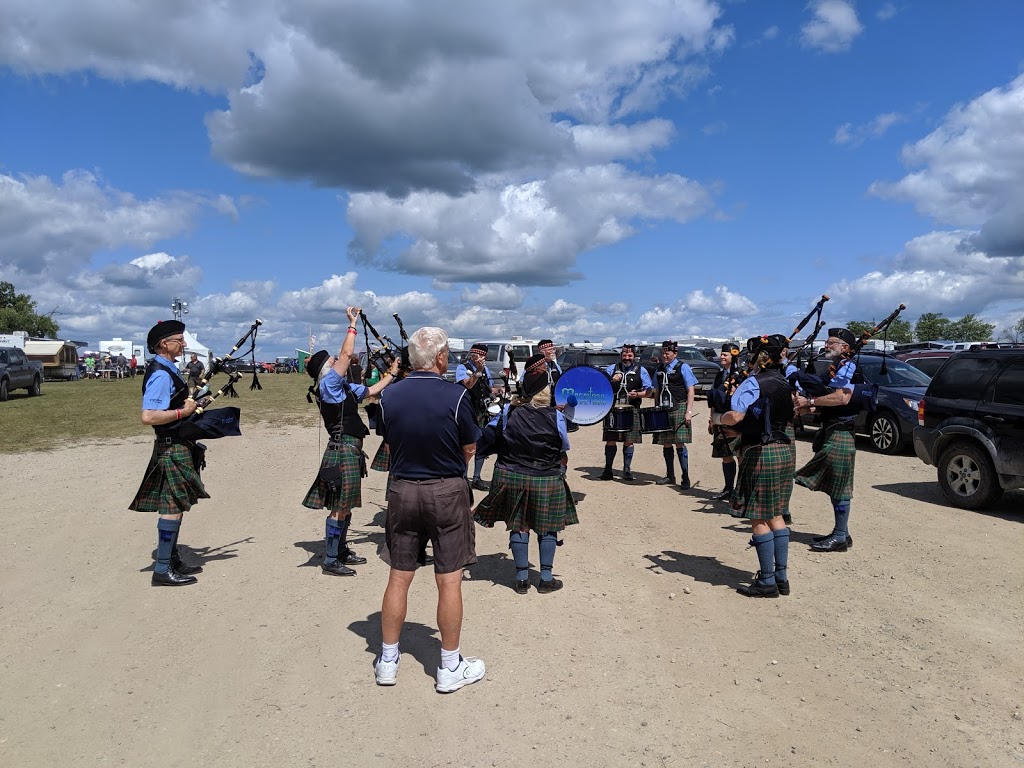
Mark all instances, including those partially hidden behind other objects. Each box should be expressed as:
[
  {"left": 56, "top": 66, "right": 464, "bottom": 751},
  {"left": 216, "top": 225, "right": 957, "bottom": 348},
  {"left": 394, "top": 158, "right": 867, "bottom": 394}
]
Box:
[{"left": 171, "top": 297, "right": 189, "bottom": 322}]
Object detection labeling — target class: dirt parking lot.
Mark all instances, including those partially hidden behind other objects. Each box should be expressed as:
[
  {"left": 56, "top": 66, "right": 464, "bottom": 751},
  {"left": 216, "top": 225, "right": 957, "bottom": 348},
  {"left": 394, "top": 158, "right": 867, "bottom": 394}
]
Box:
[{"left": 1, "top": 423, "right": 1021, "bottom": 767}]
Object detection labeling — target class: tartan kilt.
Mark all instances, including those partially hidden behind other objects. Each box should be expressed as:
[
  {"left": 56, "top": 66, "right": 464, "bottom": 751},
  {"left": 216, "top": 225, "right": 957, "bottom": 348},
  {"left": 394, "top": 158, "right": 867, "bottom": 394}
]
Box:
[
  {"left": 302, "top": 435, "right": 363, "bottom": 513},
  {"left": 370, "top": 440, "right": 391, "bottom": 472},
  {"left": 474, "top": 466, "right": 579, "bottom": 533},
  {"left": 730, "top": 441, "right": 794, "bottom": 521},
  {"left": 129, "top": 442, "right": 210, "bottom": 514},
  {"left": 652, "top": 405, "right": 692, "bottom": 445},
  {"left": 602, "top": 406, "right": 642, "bottom": 443},
  {"left": 711, "top": 427, "right": 737, "bottom": 458},
  {"left": 781, "top": 424, "right": 796, "bottom": 515},
  {"left": 795, "top": 426, "right": 855, "bottom": 502},
  {"left": 475, "top": 407, "right": 492, "bottom": 429}
]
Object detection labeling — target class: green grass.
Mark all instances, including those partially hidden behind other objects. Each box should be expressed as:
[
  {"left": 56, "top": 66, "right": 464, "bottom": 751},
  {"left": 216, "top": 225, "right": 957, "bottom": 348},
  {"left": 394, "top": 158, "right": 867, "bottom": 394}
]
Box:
[{"left": 0, "top": 371, "right": 322, "bottom": 453}]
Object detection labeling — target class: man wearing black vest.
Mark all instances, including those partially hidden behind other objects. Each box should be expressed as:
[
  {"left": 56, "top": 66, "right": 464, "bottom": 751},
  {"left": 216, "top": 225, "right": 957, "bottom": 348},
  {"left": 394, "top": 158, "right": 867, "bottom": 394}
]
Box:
[
  {"left": 129, "top": 320, "right": 207, "bottom": 586},
  {"left": 599, "top": 344, "right": 654, "bottom": 481}
]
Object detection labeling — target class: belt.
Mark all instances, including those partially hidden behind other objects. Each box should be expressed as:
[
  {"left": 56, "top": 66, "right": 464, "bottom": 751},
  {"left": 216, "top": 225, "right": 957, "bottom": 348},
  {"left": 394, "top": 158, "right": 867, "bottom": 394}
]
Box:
[
  {"left": 154, "top": 436, "right": 190, "bottom": 445},
  {"left": 392, "top": 475, "right": 464, "bottom": 483}
]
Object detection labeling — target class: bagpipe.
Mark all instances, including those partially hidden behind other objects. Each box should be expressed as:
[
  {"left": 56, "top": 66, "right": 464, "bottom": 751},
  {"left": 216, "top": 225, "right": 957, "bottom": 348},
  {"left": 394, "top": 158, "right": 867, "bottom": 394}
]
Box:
[
  {"left": 791, "top": 303, "right": 907, "bottom": 415},
  {"left": 360, "top": 312, "right": 409, "bottom": 379},
  {"left": 786, "top": 293, "right": 830, "bottom": 363},
  {"left": 178, "top": 319, "right": 264, "bottom": 440}
]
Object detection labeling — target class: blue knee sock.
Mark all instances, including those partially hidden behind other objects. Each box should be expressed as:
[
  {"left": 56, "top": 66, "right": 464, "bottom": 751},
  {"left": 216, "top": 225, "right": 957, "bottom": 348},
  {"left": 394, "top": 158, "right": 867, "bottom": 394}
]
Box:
[
  {"left": 539, "top": 532, "right": 557, "bottom": 582},
  {"left": 752, "top": 532, "right": 776, "bottom": 585},
  {"left": 662, "top": 446, "right": 675, "bottom": 477},
  {"left": 155, "top": 518, "right": 181, "bottom": 575},
  {"left": 676, "top": 445, "right": 689, "bottom": 478},
  {"left": 623, "top": 445, "right": 634, "bottom": 471},
  {"left": 325, "top": 517, "right": 343, "bottom": 563},
  {"left": 473, "top": 455, "right": 486, "bottom": 482},
  {"left": 832, "top": 501, "right": 850, "bottom": 541},
  {"left": 604, "top": 445, "right": 617, "bottom": 470},
  {"left": 509, "top": 531, "right": 530, "bottom": 580},
  {"left": 773, "top": 528, "right": 790, "bottom": 582}
]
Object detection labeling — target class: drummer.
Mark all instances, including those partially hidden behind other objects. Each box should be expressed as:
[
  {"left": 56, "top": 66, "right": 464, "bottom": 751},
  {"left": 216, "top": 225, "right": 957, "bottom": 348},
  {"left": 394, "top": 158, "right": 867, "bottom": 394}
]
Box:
[
  {"left": 652, "top": 340, "right": 697, "bottom": 489},
  {"left": 598, "top": 344, "right": 654, "bottom": 482}
]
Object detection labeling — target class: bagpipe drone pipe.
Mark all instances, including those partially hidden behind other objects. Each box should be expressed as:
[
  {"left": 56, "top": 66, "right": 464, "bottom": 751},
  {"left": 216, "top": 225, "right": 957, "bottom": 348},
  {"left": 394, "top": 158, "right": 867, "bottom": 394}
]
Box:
[
  {"left": 360, "top": 312, "right": 410, "bottom": 380},
  {"left": 177, "top": 319, "right": 264, "bottom": 440}
]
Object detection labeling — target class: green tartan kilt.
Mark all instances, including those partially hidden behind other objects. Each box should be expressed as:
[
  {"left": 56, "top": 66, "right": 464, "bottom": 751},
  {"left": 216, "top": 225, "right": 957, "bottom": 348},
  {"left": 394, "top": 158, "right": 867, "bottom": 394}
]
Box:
[
  {"left": 711, "top": 427, "right": 737, "bottom": 458},
  {"left": 781, "top": 424, "right": 796, "bottom": 514},
  {"left": 302, "top": 435, "right": 363, "bottom": 513},
  {"left": 795, "top": 426, "right": 856, "bottom": 502},
  {"left": 129, "top": 442, "right": 210, "bottom": 514},
  {"left": 730, "top": 441, "right": 795, "bottom": 521},
  {"left": 475, "top": 407, "right": 492, "bottom": 429},
  {"left": 602, "top": 406, "right": 642, "bottom": 443},
  {"left": 474, "top": 466, "right": 579, "bottom": 533},
  {"left": 370, "top": 440, "right": 390, "bottom": 472},
  {"left": 652, "top": 405, "right": 692, "bottom": 445}
]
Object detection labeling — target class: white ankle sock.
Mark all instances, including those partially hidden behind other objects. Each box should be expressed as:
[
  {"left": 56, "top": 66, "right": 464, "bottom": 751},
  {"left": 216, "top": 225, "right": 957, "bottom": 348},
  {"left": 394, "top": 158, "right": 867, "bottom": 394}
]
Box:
[
  {"left": 441, "top": 647, "right": 460, "bottom": 672},
  {"left": 381, "top": 642, "right": 399, "bottom": 663}
]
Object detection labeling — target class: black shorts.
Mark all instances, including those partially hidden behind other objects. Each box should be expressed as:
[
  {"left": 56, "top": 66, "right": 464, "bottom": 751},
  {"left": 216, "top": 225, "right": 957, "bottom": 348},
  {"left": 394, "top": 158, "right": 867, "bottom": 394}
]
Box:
[{"left": 384, "top": 477, "right": 476, "bottom": 574}]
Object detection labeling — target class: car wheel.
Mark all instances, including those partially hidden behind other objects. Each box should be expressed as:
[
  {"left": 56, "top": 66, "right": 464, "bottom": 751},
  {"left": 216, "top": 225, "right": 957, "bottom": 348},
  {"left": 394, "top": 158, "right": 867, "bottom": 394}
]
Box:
[
  {"left": 0, "top": 379, "right": 8, "bottom": 401},
  {"left": 869, "top": 411, "right": 901, "bottom": 454},
  {"left": 29, "top": 376, "right": 41, "bottom": 396},
  {"left": 937, "top": 441, "right": 1004, "bottom": 510}
]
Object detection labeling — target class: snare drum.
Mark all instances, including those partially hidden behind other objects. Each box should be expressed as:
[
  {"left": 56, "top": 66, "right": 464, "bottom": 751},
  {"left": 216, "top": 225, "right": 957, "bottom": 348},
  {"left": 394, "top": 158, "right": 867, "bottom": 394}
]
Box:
[
  {"left": 604, "top": 404, "right": 635, "bottom": 433},
  {"left": 639, "top": 406, "right": 671, "bottom": 434}
]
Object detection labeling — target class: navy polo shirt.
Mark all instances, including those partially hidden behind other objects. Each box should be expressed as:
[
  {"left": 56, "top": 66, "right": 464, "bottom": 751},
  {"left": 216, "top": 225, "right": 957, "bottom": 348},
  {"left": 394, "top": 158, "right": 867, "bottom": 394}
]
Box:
[{"left": 378, "top": 371, "right": 481, "bottom": 480}]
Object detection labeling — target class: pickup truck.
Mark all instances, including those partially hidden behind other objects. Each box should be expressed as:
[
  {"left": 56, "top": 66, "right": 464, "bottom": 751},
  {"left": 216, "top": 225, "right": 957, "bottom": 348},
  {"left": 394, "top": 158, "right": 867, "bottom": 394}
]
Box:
[{"left": 0, "top": 346, "right": 44, "bottom": 401}]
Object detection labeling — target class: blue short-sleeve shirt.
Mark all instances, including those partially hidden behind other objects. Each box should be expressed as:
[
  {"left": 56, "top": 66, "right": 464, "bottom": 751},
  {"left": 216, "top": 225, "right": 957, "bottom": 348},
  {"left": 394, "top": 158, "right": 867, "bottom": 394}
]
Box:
[
  {"left": 730, "top": 375, "right": 761, "bottom": 414},
  {"left": 141, "top": 356, "right": 178, "bottom": 410},
  {"left": 488, "top": 404, "right": 570, "bottom": 451},
  {"left": 456, "top": 362, "right": 492, "bottom": 387},
  {"left": 830, "top": 359, "right": 857, "bottom": 391},
  {"left": 665, "top": 359, "right": 698, "bottom": 389},
  {"left": 604, "top": 364, "right": 653, "bottom": 390},
  {"left": 320, "top": 367, "right": 367, "bottom": 404}
]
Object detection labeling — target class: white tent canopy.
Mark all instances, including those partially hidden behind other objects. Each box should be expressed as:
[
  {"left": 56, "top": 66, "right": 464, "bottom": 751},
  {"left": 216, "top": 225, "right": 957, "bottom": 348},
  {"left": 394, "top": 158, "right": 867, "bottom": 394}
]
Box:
[{"left": 180, "top": 331, "right": 211, "bottom": 370}]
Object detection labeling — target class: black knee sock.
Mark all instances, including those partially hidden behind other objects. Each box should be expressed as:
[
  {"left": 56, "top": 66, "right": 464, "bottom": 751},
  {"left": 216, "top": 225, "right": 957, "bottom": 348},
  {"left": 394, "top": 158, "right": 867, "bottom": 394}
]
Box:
[
  {"left": 604, "top": 445, "right": 617, "bottom": 470},
  {"left": 723, "top": 461, "right": 736, "bottom": 491},
  {"left": 662, "top": 446, "right": 675, "bottom": 478}
]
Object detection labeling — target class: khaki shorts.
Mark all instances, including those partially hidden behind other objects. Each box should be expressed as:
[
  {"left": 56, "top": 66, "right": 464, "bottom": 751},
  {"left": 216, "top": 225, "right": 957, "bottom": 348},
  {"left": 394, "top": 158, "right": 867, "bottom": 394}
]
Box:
[{"left": 385, "top": 477, "right": 476, "bottom": 573}]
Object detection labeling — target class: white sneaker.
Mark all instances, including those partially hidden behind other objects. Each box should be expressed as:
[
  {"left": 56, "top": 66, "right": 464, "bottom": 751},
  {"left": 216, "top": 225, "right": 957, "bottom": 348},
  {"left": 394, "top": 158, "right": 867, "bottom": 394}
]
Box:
[
  {"left": 374, "top": 653, "right": 400, "bottom": 686},
  {"left": 435, "top": 656, "right": 486, "bottom": 693}
]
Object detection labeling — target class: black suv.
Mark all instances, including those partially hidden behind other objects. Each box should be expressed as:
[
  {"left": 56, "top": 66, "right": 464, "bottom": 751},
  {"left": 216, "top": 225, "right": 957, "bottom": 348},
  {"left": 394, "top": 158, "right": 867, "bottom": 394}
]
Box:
[
  {"left": 913, "top": 349, "right": 1024, "bottom": 509},
  {"left": 634, "top": 344, "right": 721, "bottom": 395},
  {"left": 556, "top": 348, "right": 623, "bottom": 371}
]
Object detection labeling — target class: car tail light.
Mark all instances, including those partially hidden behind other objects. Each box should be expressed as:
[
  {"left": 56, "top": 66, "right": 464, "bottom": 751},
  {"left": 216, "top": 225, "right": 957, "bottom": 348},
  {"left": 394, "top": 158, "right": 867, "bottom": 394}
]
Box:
[{"left": 917, "top": 398, "right": 925, "bottom": 426}]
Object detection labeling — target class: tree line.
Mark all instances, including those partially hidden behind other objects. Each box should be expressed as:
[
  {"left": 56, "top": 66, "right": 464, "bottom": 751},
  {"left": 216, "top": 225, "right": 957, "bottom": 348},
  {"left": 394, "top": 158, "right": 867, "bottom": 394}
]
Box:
[{"left": 0, "top": 282, "right": 60, "bottom": 338}]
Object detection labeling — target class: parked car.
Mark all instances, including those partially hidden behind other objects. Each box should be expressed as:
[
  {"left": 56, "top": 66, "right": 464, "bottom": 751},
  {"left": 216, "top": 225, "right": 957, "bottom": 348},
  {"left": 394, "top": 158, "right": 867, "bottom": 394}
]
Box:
[
  {"left": 896, "top": 349, "right": 956, "bottom": 378},
  {"left": 634, "top": 344, "right": 721, "bottom": 395},
  {"left": 274, "top": 356, "right": 295, "bottom": 373},
  {"left": 225, "top": 358, "right": 257, "bottom": 374},
  {"left": 556, "top": 347, "right": 622, "bottom": 371},
  {"left": 443, "top": 350, "right": 463, "bottom": 383},
  {"left": 258, "top": 361, "right": 276, "bottom": 373},
  {"left": 913, "top": 348, "right": 1024, "bottom": 509},
  {"left": 0, "top": 346, "right": 44, "bottom": 401},
  {"left": 798, "top": 351, "right": 932, "bottom": 454},
  {"left": 473, "top": 338, "right": 540, "bottom": 379}
]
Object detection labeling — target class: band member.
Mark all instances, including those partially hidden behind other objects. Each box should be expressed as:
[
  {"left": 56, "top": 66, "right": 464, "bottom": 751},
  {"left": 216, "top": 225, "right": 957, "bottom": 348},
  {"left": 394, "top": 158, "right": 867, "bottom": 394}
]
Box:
[
  {"left": 457, "top": 343, "right": 503, "bottom": 491},
  {"left": 708, "top": 343, "right": 743, "bottom": 501},
  {"left": 374, "top": 327, "right": 485, "bottom": 692},
  {"left": 129, "top": 320, "right": 207, "bottom": 586},
  {"left": 303, "top": 306, "right": 399, "bottom": 577},
  {"left": 652, "top": 340, "right": 697, "bottom": 489},
  {"left": 599, "top": 344, "right": 654, "bottom": 481},
  {"left": 537, "top": 339, "right": 562, "bottom": 385},
  {"left": 475, "top": 353, "right": 578, "bottom": 594},
  {"left": 793, "top": 328, "right": 858, "bottom": 552},
  {"left": 713, "top": 334, "right": 795, "bottom": 597},
  {"left": 184, "top": 352, "right": 204, "bottom": 390}
]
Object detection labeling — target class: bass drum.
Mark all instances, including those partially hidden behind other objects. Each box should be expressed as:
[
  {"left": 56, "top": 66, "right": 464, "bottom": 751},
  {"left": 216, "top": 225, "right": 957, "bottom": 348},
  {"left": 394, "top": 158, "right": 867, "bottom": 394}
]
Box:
[{"left": 554, "top": 366, "right": 615, "bottom": 426}]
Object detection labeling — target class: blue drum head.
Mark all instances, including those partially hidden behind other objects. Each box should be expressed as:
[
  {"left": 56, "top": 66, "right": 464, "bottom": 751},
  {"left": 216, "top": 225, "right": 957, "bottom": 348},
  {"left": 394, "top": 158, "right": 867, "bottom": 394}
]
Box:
[{"left": 554, "top": 366, "right": 615, "bottom": 426}]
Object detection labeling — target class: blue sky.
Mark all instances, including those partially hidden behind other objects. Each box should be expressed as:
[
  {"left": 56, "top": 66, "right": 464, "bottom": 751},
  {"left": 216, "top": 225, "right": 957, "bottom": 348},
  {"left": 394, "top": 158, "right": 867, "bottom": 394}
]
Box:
[{"left": 2, "top": 0, "right": 1023, "bottom": 357}]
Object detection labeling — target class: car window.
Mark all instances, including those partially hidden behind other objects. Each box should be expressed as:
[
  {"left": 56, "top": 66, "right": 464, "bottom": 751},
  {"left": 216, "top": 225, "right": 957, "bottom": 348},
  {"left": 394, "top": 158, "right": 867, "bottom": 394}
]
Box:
[
  {"left": 858, "top": 358, "right": 932, "bottom": 387},
  {"left": 0, "top": 349, "right": 7, "bottom": 364},
  {"left": 586, "top": 352, "right": 622, "bottom": 368},
  {"left": 928, "top": 357, "right": 998, "bottom": 399},
  {"left": 677, "top": 348, "right": 704, "bottom": 361},
  {"left": 907, "top": 357, "right": 946, "bottom": 378},
  {"left": 509, "top": 344, "right": 532, "bottom": 360},
  {"left": 992, "top": 361, "right": 1024, "bottom": 406}
]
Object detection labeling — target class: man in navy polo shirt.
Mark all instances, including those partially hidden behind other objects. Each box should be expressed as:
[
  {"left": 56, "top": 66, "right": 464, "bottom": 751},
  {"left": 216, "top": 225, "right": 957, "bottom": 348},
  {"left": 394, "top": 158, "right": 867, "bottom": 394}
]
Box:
[{"left": 374, "top": 326, "right": 487, "bottom": 694}]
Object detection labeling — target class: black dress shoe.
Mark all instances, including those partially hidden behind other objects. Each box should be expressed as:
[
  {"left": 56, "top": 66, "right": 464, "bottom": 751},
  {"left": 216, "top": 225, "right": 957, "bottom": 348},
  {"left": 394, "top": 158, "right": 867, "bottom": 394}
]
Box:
[
  {"left": 737, "top": 573, "right": 779, "bottom": 598},
  {"left": 537, "top": 578, "right": 563, "bottom": 594},
  {"left": 322, "top": 560, "right": 357, "bottom": 576},
  {"left": 656, "top": 476, "right": 676, "bottom": 486},
  {"left": 514, "top": 579, "right": 530, "bottom": 595},
  {"left": 810, "top": 534, "right": 849, "bottom": 553},
  {"left": 471, "top": 479, "right": 490, "bottom": 491},
  {"left": 679, "top": 477, "right": 692, "bottom": 491},
  {"left": 152, "top": 568, "right": 198, "bottom": 587},
  {"left": 171, "top": 548, "right": 203, "bottom": 575},
  {"left": 775, "top": 579, "right": 791, "bottom": 596},
  {"left": 812, "top": 532, "right": 853, "bottom": 548},
  {"left": 712, "top": 488, "right": 731, "bottom": 500},
  {"left": 622, "top": 471, "right": 634, "bottom": 481},
  {"left": 597, "top": 470, "right": 614, "bottom": 480},
  {"left": 340, "top": 550, "right": 368, "bottom": 565}
]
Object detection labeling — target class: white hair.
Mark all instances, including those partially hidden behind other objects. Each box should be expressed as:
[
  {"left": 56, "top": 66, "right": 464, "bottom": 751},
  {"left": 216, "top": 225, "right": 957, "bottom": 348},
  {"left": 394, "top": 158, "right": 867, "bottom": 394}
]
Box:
[{"left": 409, "top": 327, "right": 448, "bottom": 370}]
